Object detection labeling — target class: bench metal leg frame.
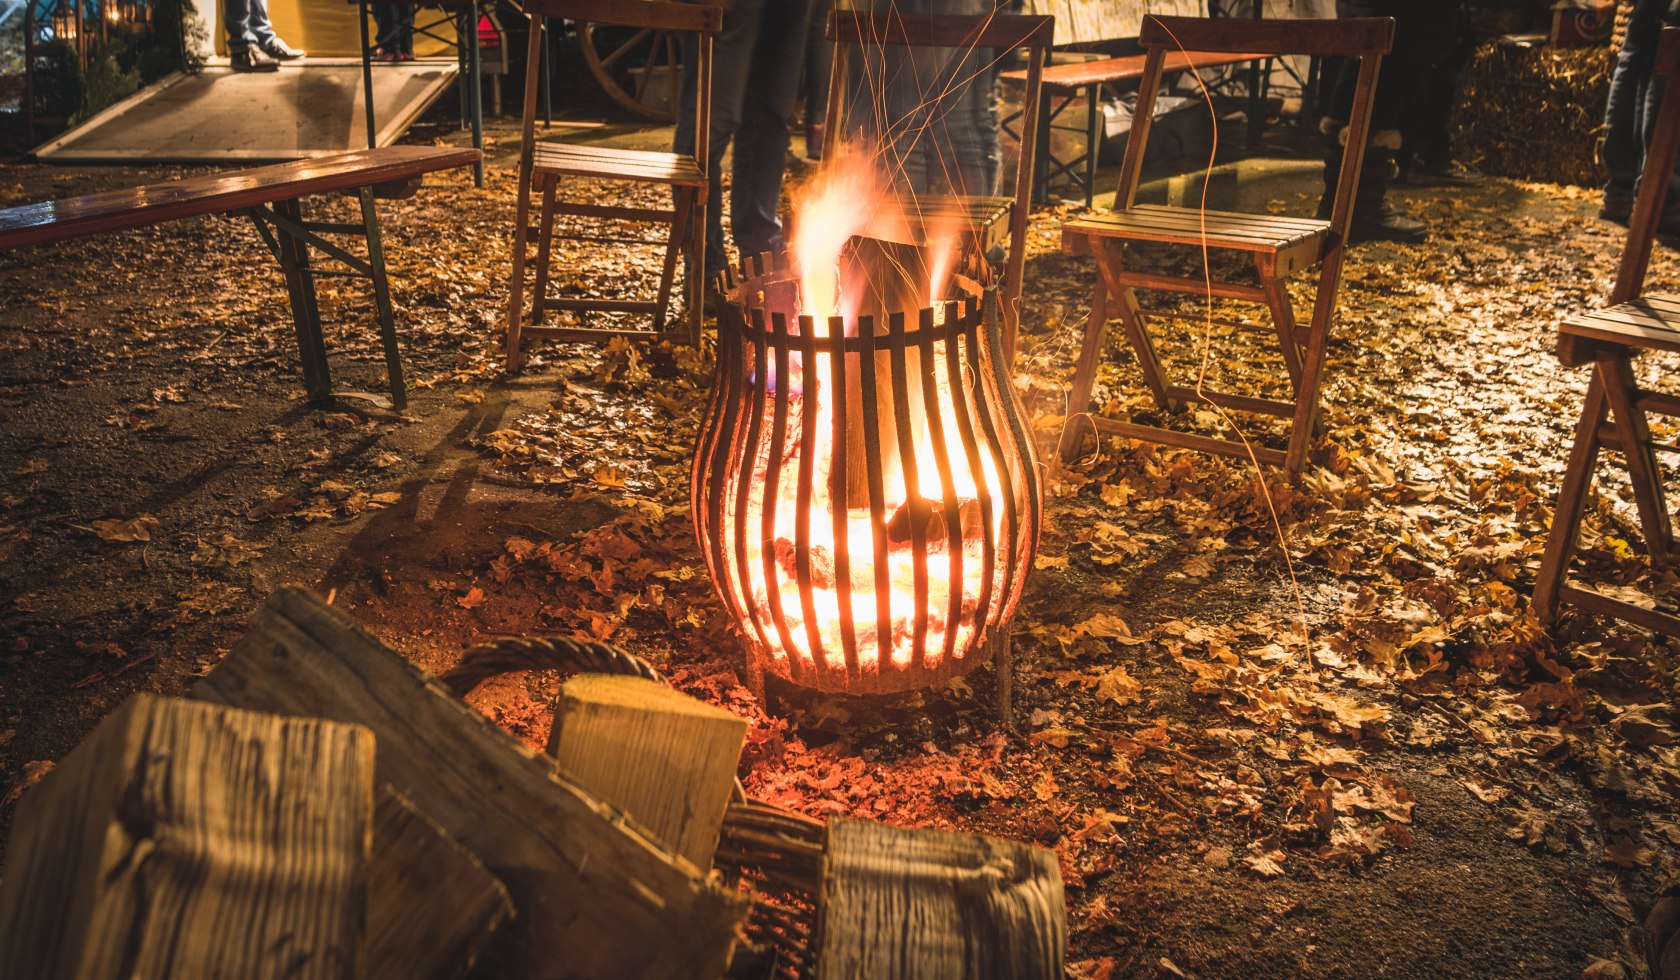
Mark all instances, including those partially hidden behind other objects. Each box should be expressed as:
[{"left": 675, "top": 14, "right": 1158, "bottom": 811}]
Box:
[
  {"left": 356, "top": 0, "right": 486, "bottom": 187},
  {"left": 1005, "top": 84, "right": 1098, "bottom": 209},
  {"left": 243, "top": 189, "right": 407, "bottom": 409}
]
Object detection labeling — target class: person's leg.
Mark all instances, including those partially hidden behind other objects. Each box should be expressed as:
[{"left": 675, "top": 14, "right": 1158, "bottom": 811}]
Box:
[
  {"left": 398, "top": 6, "right": 414, "bottom": 56},
  {"left": 804, "top": 0, "right": 836, "bottom": 159},
  {"left": 674, "top": 0, "right": 761, "bottom": 278},
  {"left": 246, "top": 0, "right": 275, "bottom": 49},
  {"left": 372, "top": 5, "right": 395, "bottom": 54},
  {"left": 224, "top": 0, "right": 259, "bottom": 51},
  {"left": 1603, "top": 0, "right": 1666, "bottom": 218},
  {"left": 731, "top": 0, "right": 813, "bottom": 259}
]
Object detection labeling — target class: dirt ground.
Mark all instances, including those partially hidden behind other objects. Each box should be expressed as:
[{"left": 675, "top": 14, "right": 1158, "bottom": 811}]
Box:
[{"left": 2, "top": 107, "right": 1678, "bottom": 979}]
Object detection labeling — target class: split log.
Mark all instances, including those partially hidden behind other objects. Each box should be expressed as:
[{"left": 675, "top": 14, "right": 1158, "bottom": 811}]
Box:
[
  {"left": 0, "top": 693, "right": 375, "bottom": 980},
  {"left": 547, "top": 673, "right": 748, "bottom": 869},
  {"left": 368, "top": 786, "right": 513, "bottom": 980},
  {"left": 817, "top": 817, "right": 1066, "bottom": 980},
  {"left": 193, "top": 587, "right": 747, "bottom": 980}
]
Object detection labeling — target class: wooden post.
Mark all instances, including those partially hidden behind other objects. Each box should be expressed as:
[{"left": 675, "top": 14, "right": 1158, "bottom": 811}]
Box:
[
  {"left": 193, "top": 587, "right": 747, "bottom": 980},
  {"left": 817, "top": 817, "right": 1066, "bottom": 980},
  {"left": 0, "top": 693, "right": 376, "bottom": 980},
  {"left": 368, "top": 786, "right": 514, "bottom": 980},
  {"left": 547, "top": 674, "right": 748, "bottom": 870}
]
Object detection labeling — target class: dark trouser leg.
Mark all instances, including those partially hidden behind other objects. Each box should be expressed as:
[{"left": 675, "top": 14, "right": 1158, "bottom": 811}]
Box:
[
  {"left": 732, "top": 0, "right": 813, "bottom": 259},
  {"left": 674, "top": 0, "right": 763, "bottom": 278}
]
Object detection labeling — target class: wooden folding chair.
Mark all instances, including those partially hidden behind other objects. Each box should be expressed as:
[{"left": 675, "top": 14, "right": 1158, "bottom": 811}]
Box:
[
  {"left": 1057, "top": 15, "right": 1394, "bottom": 475},
  {"left": 1534, "top": 28, "right": 1680, "bottom": 633},
  {"left": 505, "top": 0, "right": 720, "bottom": 373},
  {"left": 824, "top": 9, "right": 1054, "bottom": 362}
]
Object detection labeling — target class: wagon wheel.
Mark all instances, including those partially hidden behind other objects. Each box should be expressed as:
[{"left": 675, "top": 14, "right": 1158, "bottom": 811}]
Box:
[{"left": 577, "top": 21, "right": 683, "bottom": 122}]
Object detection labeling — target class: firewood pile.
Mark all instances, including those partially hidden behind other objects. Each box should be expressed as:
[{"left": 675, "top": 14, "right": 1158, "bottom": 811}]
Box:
[{"left": 0, "top": 588, "right": 1066, "bottom": 979}]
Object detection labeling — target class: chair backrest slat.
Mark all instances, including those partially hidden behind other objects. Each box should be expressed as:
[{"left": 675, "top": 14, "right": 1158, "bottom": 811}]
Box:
[
  {"left": 1140, "top": 14, "right": 1391, "bottom": 58},
  {"left": 529, "top": 0, "right": 721, "bottom": 35},
  {"left": 1616, "top": 26, "right": 1680, "bottom": 303}
]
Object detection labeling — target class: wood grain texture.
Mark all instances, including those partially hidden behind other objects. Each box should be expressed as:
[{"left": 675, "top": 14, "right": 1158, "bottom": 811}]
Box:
[
  {"left": 548, "top": 674, "right": 747, "bottom": 870},
  {"left": 817, "top": 817, "right": 1066, "bottom": 980},
  {"left": 0, "top": 146, "right": 480, "bottom": 251},
  {"left": 192, "top": 587, "right": 747, "bottom": 980},
  {"left": 368, "top": 786, "right": 514, "bottom": 980},
  {"left": 0, "top": 693, "right": 375, "bottom": 980}
]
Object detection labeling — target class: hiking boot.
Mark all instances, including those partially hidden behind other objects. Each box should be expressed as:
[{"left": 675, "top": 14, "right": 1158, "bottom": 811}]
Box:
[
  {"left": 1348, "top": 202, "right": 1428, "bottom": 244},
  {"left": 230, "top": 47, "right": 279, "bottom": 73},
  {"left": 260, "top": 38, "right": 306, "bottom": 61},
  {"left": 1601, "top": 194, "right": 1634, "bottom": 225},
  {"left": 1408, "top": 156, "right": 1486, "bottom": 185}
]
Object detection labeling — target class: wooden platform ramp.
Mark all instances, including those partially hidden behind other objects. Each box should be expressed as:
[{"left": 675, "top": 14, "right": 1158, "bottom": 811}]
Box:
[{"left": 35, "top": 58, "right": 460, "bottom": 163}]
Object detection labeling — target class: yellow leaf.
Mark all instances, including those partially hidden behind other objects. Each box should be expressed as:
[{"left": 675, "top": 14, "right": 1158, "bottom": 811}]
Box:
[
  {"left": 92, "top": 514, "right": 158, "bottom": 543},
  {"left": 594, "top": 465, "right": 628, "bottom": 488}
]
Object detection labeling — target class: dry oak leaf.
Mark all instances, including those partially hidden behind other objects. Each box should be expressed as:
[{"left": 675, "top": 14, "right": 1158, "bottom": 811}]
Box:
[
  {"left": 1095, "top": 665, "right": 1142, "bottom": 707},
  {"left": 593, "top": 464, "right": 629, "bottom": 489},
  {"left": 456, "top": 587, "right": 487, "bottom": 610},
  {"left": 93, "top": 514, "right": 159, "bottom": 543}
]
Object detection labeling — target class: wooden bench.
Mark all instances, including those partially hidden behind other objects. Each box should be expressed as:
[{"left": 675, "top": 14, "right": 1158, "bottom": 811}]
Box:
[
  {"left": 0, "top": 146, "right": 480, "bottom": 409},
  {"left": 1001, "top": 49, "right": 1267, "bottom": 208}
]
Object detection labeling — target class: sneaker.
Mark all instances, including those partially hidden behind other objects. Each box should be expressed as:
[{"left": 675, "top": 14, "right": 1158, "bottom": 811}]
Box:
[
  {"left": 260, "top": 38, "right": 306, "bottom": 61},
  {"left": 1348, "top": 202, "right": 1428, "bottom": 244},
  {"left": 1601, "top": 194, "right": 1634, "bottom": 225},
  {"left": 230, "top": 47, "right": 279, "bottom": 73},
  {"left": 1409, "top": 157, "right": 1486, "bottom": 185},
  {"left": 399, "top": 51, "right": 415, "bottom": 62}
]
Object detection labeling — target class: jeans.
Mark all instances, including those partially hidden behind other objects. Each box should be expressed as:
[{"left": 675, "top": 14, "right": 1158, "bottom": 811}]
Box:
[
  {"left": 224, "top": 0, "right": 276, "bottom": 52},
  {"left": 372, "top": 4, "right": 415, "bottom": 55},
  {"left": 1603, "top": 0, "right": 1680, "bottom": 204},
  {"left": 674, "top": 0, "right": 815, "bottom": 277},
  {"left": 861, "top": 0, "right": 1001, "bottom": 197}
]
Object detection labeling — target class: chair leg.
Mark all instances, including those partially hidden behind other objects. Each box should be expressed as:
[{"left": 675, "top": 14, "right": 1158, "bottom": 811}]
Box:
[
  {"left": 531, "top": 176, "right": 559, "bottom": 327},
  {"left": 507, "top": 164, "right": 534, "bottom": 375},
  {"left": 1256, "top": 257, "right": 1304, "bottom": 391},
  {"left": 1534, "top": 375, "right": 1609, "bottom": 623},
  {"left": 687, "top": 196, "right": 707, "bottom": 347},
  {"left": 1092, "top": 240, "right": 1174, "bottom": 412},
  {"left": 1601, "top": 354, "right": 1676, "bottom": 567},
  {"left": 1060, "top": 277, "right": 1108, "bottom": 463},
  {"left": 653, "top": 186, "right": 689, "bottom": 335},
  {"left": 1283, "top": 288, "right": 1335, "bottom": 475}
]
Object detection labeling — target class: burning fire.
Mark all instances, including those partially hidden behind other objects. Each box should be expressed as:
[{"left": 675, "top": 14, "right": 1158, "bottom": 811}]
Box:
[{"left": 712, "top": 147, "right": 1021, "bottom": 677}]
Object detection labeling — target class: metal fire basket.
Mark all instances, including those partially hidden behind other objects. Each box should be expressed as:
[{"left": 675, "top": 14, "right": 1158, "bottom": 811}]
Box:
[{"left": 693, "top": 247, "right": 1041, "bottom": 697}]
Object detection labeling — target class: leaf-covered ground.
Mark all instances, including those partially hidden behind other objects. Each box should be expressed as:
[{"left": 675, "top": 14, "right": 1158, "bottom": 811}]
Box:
[{"left": 1, "top": 114, "right": 1677, "bottom": 977}]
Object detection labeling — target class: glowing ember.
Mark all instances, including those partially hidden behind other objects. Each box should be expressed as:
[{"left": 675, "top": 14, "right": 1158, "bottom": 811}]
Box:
[{"left": 693, "top": 150, "right": 1040, "bottom": 692}]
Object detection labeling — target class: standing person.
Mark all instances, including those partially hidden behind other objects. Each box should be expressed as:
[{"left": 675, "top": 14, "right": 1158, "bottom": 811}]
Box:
[
  {"left": 1601, "top": 0, "right": 1680, "bottom": 226},
  {"left": 1399, "top": 3, "right": 1485, "bottom": 185},
  {"left": 372, "top": 4, "right": 416, "bottom": 62},
  {"left": 869, "top": 0, "right": 1004, "bottom": 198},
  {"left": 224, "top": 0, "right": 305, "bottom": 73},
  {"left": 1317, "top": 0, "right": 1461, "bottom": 243},
  {"left": 673, "top": 0, "right": 816, "bottom": 287}
]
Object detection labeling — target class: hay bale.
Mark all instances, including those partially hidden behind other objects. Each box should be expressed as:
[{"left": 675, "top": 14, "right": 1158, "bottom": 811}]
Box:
[{"left": 1454, "top": 39, "right": 1612, "bottom": 188}]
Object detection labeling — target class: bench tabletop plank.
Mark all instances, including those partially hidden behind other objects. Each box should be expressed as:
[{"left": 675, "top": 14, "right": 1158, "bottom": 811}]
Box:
[
  {"left": 1002, "top": 50, "right": 1268, "bottom": 91},
  {"left": 0, "top": 146, "right": 481, "bottom": 252}
]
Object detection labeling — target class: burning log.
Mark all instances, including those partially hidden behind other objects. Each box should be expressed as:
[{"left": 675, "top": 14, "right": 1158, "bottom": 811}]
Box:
[
  {"left": 0, "top": 693, "right": 376, "bottom": 979},
  {"left": 817, "top": 817, "right": 1066, "bottom": 979},
  {"left": 546, "top": 674, "right": 748, "bottom": 870},
  {"left": 193, "top": 587, "right": 748, "bottom": 980}
]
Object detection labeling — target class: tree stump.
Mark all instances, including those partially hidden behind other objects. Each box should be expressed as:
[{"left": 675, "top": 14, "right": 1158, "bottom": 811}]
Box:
[
  {"left": 548, "top": 673, "right": 748, "bottom": 870},
  {"left": 817, "top": 817, "right": 1066, "bottom": 980},
  {"left": 0, "top": 693, "right": 375, "bottom": 980}
]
